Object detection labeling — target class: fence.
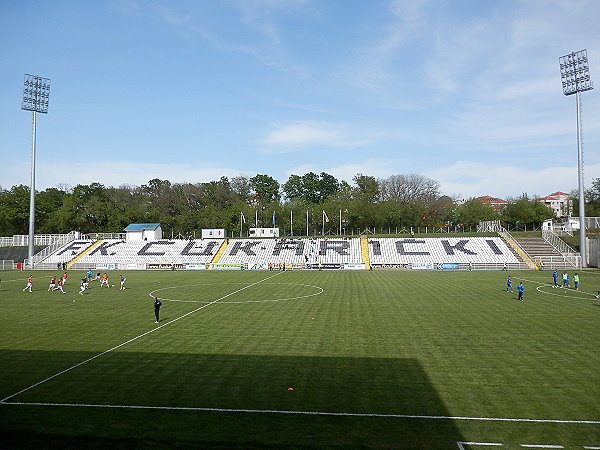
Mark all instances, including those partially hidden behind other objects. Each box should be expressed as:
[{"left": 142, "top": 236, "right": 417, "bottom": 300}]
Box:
[
  {"left": 0, "top": 232, "right": 81, "bottom": 247},
  {"left": 532, "top": 255, "right": 581, "bottom": 270},
  {"left": 28, "top": 232, "right": 79, "bottom": 268},
  {"left": 541, "top": 230, "right": 581, "bottom": 268},
  {"left": 589, "top": 238, "right": 600, "bottom": 268},
  {"left": 541, "top": 230, "right": 578, "bottom": 256},
  {"left": 87, "top": 233, "right": 126, "bottom": 240},
  {"left": 0, "top": 260, "right": 15, "bottom": 270}
]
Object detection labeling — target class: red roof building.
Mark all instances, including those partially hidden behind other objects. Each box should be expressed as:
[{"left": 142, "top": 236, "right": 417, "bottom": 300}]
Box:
[
  {"left": 475, "top": 196, "right": 508, "bottom": 210},
  {"left": 536, "top": 192, "right": 572, "bottom": 217}
]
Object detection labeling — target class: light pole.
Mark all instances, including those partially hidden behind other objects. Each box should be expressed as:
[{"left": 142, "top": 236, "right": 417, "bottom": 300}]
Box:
[
  {"left": 22, "top": 74, "right": 50, "bottom": 268},
  {"left": 559, "top": 50, "right": 593, "bottom": 267}
]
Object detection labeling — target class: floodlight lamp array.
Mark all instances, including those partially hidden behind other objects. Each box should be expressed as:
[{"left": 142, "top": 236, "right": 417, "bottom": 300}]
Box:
[
  {"left": 22, "top": 74, "right": 51, "bottom": 113},
  {"left": 559, "top": 50, "right": 594, "bottom": 96}
]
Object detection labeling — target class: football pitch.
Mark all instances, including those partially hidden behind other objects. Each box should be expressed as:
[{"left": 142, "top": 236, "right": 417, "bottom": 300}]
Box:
[{"left": 1, "top": 269, "right": 599, "bottom": 449}]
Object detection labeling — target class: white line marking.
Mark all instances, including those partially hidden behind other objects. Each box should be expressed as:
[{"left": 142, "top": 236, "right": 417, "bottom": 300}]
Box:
[
  {"left": 516, "top": 276, "right": 599, "bottom": 301},
  {"left": 457, "top": 442, "right": 503, "bottom": 449},
  {"left": 583, "top": 447, "right": 600, "bottom": 449},
  {"left": 519, "top": 445, "right": 564, "bottom": 448},
  {"left": 1, "top": 401, "right": 599, "bottom": 425},
  {"left": 151, "top": 282, "right": 324, "bottom": 303},
  {"left": 534, "top": 285, "right": 599, "bottom": 301},
  {"left": 0, "top": 272, "right": 283, "bottom": 403}
]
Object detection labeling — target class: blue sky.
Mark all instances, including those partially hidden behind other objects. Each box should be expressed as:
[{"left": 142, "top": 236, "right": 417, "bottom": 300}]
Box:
[{"left": 1, "top": 0, "right": 599, "bottom": 200}]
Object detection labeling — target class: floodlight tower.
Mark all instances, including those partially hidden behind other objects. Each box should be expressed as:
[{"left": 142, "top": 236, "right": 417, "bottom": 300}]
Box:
[
  {"left": 559, "top": 50, "right": 593, "bottom": 268},
  {"left": 22, "top": 74, "right": 50, "bottom": 268}
]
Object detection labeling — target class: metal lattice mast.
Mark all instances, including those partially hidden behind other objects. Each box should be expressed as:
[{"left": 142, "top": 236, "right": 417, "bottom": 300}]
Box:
[
  {"left": 559, "top": 50, "right": 593, "bottom": 267},
  {"left": 22, "top": 74, "right": 51, "bottom": 268}
]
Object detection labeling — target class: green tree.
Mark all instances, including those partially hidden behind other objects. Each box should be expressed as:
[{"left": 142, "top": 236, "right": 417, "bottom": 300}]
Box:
[
  {"left": 282, "top": 174, "right": 304, "bottom": 200},
  {"left": 353, "top": 174, "right": 379, "bottom": 203},
  {"left": 455, "top": 198, "right": 500, "bottom": 226},
  {"left": 503, "top": 195, "right": 554, "bottom": 225},
  {"left": 283, "top": 172, "right": 340, "bottom": 204},
  {"left": 36, "top": 187, "right": 67, "bottom": 233},
  {"left": 0, "top": 185, "right": 30, "bottom": 235},
  {"left": 585, "top": 178, "right": 600, "bottom": 218},
  {"left": 250, "top": 174, "right": 280, "bottom": 204}
]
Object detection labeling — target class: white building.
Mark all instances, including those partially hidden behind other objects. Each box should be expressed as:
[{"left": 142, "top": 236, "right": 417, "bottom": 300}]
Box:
[
  {"left": 124, "top": 223, "right": 162, "bottom": 241},
  {"left": 537, "top": 192, "right": 572, "bottom": 217},
  {"left": 249, "top": 227, "right": 279, "bottom": 237}
]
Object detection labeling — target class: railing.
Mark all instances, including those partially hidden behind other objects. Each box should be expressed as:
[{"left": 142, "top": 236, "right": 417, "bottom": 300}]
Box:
[
  {"left": 0, "top": 232, "right": 81, "bottom": 247},
  {"left": 0, "top": 260, "right": 15, "bottom": 270},
  {"left": 29, "top": 232, "right": 79, "bottom": 267},
  {"left": 533, "top": 255, "right": 581, "bottom": 270},
  {"left": 87, "top": 233, "right": 126, "bottom": 240},
  {"left": 541, "top": 230, "right": 581, "bottom": 268},
  {"left": 464, "top": 262, "right": 530, "bottom": 271},
  {"left": 542, "top": 230, "right": 577, "bottom": 254},
  {"left": 498, "top": 228, "right": 538, "bottom": 269}
]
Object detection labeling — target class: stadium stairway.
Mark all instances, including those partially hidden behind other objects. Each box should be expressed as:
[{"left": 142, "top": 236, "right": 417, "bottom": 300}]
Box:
[
  {"left": 499, "top": 232, "right": 537, "bottom": 270},
  {"left": 360, "top": 235, "right": 371, "bottom": 270},
  {"left": 514, "top": 237, "right": 576, "bottom": 270},
  {"left": 67, "top": 240, "right": 103, "bottom": 270},
  {"left": 210, "top": 240, "right": 228, "bottom": 265}
]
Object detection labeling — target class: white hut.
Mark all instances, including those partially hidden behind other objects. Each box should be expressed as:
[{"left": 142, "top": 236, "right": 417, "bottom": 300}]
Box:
[{"left": 124, "top": 223, "right": 162, "bottom": 241}]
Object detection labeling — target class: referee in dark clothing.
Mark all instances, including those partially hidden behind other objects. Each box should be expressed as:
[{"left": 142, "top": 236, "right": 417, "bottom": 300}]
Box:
[{"left": 153, "top": 296, "right": 162, "bottom": 323}]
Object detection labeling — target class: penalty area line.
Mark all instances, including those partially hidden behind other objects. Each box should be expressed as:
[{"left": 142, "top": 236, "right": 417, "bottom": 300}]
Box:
[
  {"left": 1, "top": 401, "right": 599, "bottom": 425},
  {"left": 0, "top": 272, "right": 283, "bottom": 403}
]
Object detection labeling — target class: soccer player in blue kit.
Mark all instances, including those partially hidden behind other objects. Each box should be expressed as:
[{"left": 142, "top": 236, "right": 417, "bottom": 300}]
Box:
[
  {"left": 552, "top": 270, "right": 559, "bottom": 288},
  {"left": 506, "top": 275, "right": 513, "bottom": 292}
]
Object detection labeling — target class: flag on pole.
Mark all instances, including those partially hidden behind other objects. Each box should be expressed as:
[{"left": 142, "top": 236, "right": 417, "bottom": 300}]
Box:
[
  {"left": 323, "top": 210, "right": 330, "bottom": 223},
  {"left": 306, "top": 210, "right": 309, "bottom": 236},
  {"left": 272, "top": 211, "right": 276, "bottom": 225},
  {"left": 240, "top": 211, "right": 246, "bottom": 223}
]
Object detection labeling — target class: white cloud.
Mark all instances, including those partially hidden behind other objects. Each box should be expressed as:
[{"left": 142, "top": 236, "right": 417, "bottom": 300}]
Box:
[
  {"left": 153, "top": 4, "right": 192, "bottom": 26},
  {"left": 261, "top": 121, "right": 371, "bottom": 151},
  {"left": 425, "top": 161, "right": 600, "bottom": 200}
]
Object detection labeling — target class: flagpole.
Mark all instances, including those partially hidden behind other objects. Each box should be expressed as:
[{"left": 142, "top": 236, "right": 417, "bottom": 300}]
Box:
[
  {"left": 240, "top": 212, "right": 243, "bottom": 237},
  {"left": 306, "top": 210, "right": 309, "bottom": 237},
  {"left": 339, "top": 209, "right": 342, "bottom": 236},
  {"left": 322, "top": 210, "right": 325, "bottom": 236},
  {"left": 290, "top": 210, "right": 293, "bottom": 237},
  {"left": 255, "top": 210, "right": 258, "bottom": 227}
]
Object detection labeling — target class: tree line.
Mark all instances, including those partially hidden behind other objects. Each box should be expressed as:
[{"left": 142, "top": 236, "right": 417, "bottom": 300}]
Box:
[{"left": 1, "top": 173, "right": 599, "bottom": 237}]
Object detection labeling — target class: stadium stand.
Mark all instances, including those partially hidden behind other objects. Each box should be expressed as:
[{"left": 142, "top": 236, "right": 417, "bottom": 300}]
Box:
[
  {"left": 217, "top": 238, "right": 362, "bottom": 267},
  {"left": 32, "top": 236, "right": 543, "bottom": 270},
  {"left": 41, "top": 240, "right": 96, "bottom": 266},
  {"left": 368, "top": 237, "right": 520, "bottom": 267},
  {"left": 68, "top": 239, "right": 225, "bottom": 268}
]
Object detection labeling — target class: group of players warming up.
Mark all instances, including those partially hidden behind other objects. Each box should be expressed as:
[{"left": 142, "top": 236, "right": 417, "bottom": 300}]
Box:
[
  {"left": 19, "top": 268, "right": 597, "bottom": 322},
  {"left": 75, "top": 270, "right": 127, "bottom": 295}
]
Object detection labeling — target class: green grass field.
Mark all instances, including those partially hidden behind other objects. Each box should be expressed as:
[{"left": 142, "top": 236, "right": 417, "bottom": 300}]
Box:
[{"left": 1, "top": 269, "right": 599, "bottom": 449}]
